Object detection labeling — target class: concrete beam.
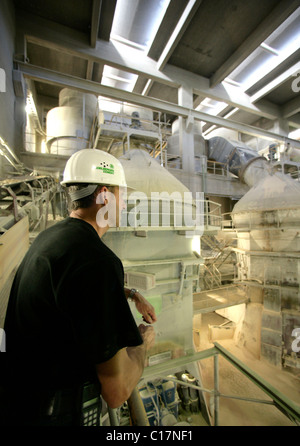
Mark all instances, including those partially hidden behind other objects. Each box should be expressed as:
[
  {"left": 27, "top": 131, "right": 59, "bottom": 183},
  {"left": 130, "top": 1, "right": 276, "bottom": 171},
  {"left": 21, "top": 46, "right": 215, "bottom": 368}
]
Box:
[
  {"left": 164, "top": 64, "right": 281, "bottom": 120},
  {"left": 250, "top": 62, "right": 300, "bottom": 103},
  {"left": 17, "top": 62, "right": 300, "bottom": 148},
  {"left": 282, "top": 96, "right": 300, "bottom": 118},
  {"left": 16, "top": 11, "right": 283, "bottom": 121},
  {"left": 157, "top": 0, "right": 202, "bottom": 71},
  {"left": 90, "top": 0, "right": 102, "bottom": 48},
  {"left": 86, "top": 60, "right": 94, "bottom": 80},
  {"left": 210, "top": 0, "right": 300, "bottom": 87}
]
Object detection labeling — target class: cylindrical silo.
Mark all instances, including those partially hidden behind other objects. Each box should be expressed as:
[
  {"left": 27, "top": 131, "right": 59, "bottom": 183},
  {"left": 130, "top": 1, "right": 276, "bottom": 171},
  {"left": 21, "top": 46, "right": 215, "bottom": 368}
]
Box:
[
  {"left": 231, "top": 172, "right": 300, "bottom": 370},
  {"left": 46, "top": 88, "right": 98, "bottom": 156},
  {"left": 102, "top": 149, "right": 203, "bottom": 368}
]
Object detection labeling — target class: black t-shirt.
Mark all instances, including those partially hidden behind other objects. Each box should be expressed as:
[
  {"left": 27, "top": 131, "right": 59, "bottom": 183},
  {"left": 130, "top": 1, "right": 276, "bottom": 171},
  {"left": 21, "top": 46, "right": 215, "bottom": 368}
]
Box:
[{"left": 3, "top": 217, "right": 142, "bottom": 392}]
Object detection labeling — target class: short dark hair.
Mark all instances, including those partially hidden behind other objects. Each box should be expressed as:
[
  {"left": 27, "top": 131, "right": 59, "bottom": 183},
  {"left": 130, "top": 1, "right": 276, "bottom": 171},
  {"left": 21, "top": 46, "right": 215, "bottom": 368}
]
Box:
[{"left": 66, "top": 184, "right": 115, "bottom": 211}]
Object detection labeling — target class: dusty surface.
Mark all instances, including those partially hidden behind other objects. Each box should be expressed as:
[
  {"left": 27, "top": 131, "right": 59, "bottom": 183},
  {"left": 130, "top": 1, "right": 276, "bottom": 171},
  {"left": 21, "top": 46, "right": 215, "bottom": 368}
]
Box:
[{"left": 194, "top": 312, "right": 300, "bottom": 426}]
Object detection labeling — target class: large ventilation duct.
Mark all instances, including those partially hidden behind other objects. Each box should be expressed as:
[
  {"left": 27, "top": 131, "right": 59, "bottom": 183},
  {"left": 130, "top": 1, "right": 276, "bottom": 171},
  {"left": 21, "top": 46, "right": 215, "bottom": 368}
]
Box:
[
  {"left": 46, "top": 88, "right": 97, "bottom": 156},
  {"left": 207, "top": 136, "right": 271, "bottom": 187}
]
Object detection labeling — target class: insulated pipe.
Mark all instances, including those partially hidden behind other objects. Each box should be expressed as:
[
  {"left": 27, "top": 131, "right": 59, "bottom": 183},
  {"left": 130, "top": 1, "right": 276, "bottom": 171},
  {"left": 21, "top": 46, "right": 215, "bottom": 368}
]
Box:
[
  {"left": 127, "top": 387, "right": 150, "bottom": 426},
  {"left": 207, "top": 136, "right": 271, "bottom": 187},
  {"left": 108, "top": 407, "right": 119, "bottom": 426}
]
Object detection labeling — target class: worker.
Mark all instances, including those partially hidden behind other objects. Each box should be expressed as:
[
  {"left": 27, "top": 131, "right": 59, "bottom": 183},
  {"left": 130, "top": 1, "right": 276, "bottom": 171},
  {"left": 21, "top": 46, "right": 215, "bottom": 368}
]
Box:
[
  {"left": 268, "top": 143, "right": 277, "bottom": 161},
  {"left": 0, "top": 149, "right": 156, "bottom": 426}
]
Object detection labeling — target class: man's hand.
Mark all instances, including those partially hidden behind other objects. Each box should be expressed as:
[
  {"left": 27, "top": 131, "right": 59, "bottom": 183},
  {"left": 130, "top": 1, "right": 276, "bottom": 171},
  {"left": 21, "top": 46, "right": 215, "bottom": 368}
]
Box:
[
  {"left": 138, "top": 324, "right": 155, "bottom": 351},
  {"left": 132, "top": 291, "right": 157, "bottom": 324}
]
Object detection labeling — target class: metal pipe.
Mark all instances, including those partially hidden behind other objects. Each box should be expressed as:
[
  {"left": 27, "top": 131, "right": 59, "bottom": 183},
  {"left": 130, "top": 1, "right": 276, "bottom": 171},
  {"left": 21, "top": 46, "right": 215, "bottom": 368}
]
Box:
[
  {"left": 0, "top": 136, "right": 22, "bottom": 165},
  {"left": 214, "top": 342, "right": 300, "bottom": 423},
  {"left": 207, "top": 136, "right": 270, "bottom": 187},
  {"left": 18, "top": 63, "right": 300, "bottom": 148},
  {"left": 92, "top": 125, "right": 101, "bottom": 149},
  {"left": 108, "top": 407, "right": 119, "bottom": 426},
  {"left": 127, "top": 387, "right": 150, "bottom": 426},
  {"left": 219, "top": 392, "right": 274, "bottom": 405},
  {"left": 155, "top": 376, "right": 213, "bottom": 395},
  {"left": 214, "top": 354, "right": 219, "bottom": 426}
]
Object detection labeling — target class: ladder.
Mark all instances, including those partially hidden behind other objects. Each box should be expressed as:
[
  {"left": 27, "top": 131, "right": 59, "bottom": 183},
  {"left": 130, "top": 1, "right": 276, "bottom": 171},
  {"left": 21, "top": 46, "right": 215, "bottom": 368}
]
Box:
[{"left": 201, "top": 235, "right": 235, "bottom": 290}]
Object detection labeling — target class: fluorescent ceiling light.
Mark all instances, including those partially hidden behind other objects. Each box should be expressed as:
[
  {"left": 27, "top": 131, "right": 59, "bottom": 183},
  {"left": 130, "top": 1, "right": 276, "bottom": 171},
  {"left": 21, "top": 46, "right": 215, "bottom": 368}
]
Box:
[
  {"left": 223, "top": 78, "right": 242, "bottom": 88},
  {"left": 202, "top": 125, "right": 217, "bottom": 136},
  {"left": 260, "top": 42, "right": 279, "bottom": 56},
  {"left": 223, "top": 108, "right": 239, "bottom": 119}
]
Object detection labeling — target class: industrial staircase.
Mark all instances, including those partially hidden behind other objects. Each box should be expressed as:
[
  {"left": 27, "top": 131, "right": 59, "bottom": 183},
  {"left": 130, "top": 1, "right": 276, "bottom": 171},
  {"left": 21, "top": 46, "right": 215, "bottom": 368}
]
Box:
[{"left": 201, "top": 234, "right": 236, "bottom": 290}]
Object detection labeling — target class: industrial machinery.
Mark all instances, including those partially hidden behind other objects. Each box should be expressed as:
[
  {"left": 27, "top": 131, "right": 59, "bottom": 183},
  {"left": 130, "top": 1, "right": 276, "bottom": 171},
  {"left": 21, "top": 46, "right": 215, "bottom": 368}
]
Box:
[
  {"left": 102, "top": 148, "right": 209, "bottom": 426},
  {"left": 3, "top": 90, "right": 298, "bottom": 425},
  {"left": 231, "top": 172, "right": 300, "bottom": 370},
  {"left": 205, "top": 136, "right": 300, "bottom": 371},
  {"left": 45, "top": 93, "right": 300, "bottom": 424}
]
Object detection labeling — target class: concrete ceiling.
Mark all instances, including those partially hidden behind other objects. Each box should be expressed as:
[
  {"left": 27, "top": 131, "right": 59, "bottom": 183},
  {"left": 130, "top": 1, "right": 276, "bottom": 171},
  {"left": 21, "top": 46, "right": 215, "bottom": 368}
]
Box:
[{"left": 12, "top": 0, "right": 300, "bottom": 140}]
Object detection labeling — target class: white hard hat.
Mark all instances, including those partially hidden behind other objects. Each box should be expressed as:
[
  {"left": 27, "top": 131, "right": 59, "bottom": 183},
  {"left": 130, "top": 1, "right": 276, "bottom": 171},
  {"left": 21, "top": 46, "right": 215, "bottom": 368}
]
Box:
[{"left": 61, "top": 149, "right": 127, "bottom": 188}]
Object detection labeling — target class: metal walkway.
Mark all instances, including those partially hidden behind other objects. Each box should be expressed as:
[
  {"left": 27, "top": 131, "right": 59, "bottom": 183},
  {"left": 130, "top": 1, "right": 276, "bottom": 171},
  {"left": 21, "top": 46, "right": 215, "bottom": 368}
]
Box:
[{"left": 193, "top": 284, "right": 248, "bottom": 314}]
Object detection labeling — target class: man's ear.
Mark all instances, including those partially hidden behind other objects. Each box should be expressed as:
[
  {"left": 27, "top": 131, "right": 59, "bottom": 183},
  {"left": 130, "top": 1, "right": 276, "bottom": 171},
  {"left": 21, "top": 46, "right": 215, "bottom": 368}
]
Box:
[{"left": 95, "top": 186, "right": 108, "bottom": 205}]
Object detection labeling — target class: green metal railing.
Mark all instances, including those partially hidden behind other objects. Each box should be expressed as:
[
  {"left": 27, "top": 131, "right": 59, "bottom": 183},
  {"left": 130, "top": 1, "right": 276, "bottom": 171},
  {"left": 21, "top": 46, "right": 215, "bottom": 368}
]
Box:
[{"left": 142, "top": 342, "right": 300, "bottom": 426}]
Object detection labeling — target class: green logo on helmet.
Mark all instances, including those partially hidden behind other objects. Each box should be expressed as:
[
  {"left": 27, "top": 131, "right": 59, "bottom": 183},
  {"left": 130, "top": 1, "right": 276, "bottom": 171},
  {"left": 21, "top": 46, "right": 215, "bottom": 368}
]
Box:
[{"left": 96, "top": 163, "right": 114, "bottom": 174}]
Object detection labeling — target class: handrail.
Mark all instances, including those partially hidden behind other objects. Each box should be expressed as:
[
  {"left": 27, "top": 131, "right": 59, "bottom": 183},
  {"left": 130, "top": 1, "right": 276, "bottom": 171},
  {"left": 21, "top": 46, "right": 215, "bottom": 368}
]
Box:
[
  {"left": 214, "top": 342, "right": 300, "bottom": 424},
  {"left": 221, "top": 212, "right": 234, "bottom": 230},
  {"left": 141, "top": 343, "right": 300, "bottom": 426},
  {"left": 119, "top": 197, "right": 222, "bottom": 231},
  {"left": 207, "top": 159, "right": 229, "bottom": 176}
]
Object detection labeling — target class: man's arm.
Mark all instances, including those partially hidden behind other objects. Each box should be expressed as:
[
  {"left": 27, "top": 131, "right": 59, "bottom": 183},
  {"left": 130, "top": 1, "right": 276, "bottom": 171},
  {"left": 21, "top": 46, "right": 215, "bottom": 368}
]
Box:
[
  {"left": 124, "top": 288, "right": 157, "bottom": 324},
  {"left": 95, "top": 325, "right": 155, "bottom": 409}
]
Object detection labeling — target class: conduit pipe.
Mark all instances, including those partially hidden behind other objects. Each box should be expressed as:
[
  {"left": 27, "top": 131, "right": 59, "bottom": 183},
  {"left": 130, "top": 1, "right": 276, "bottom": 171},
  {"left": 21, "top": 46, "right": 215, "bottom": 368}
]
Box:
[
  {"left": 207, "top": 136, "right": 271, "bottom": 187},
  {"left": 127, "top": 388, "right": 150, "bottom": 426}
]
